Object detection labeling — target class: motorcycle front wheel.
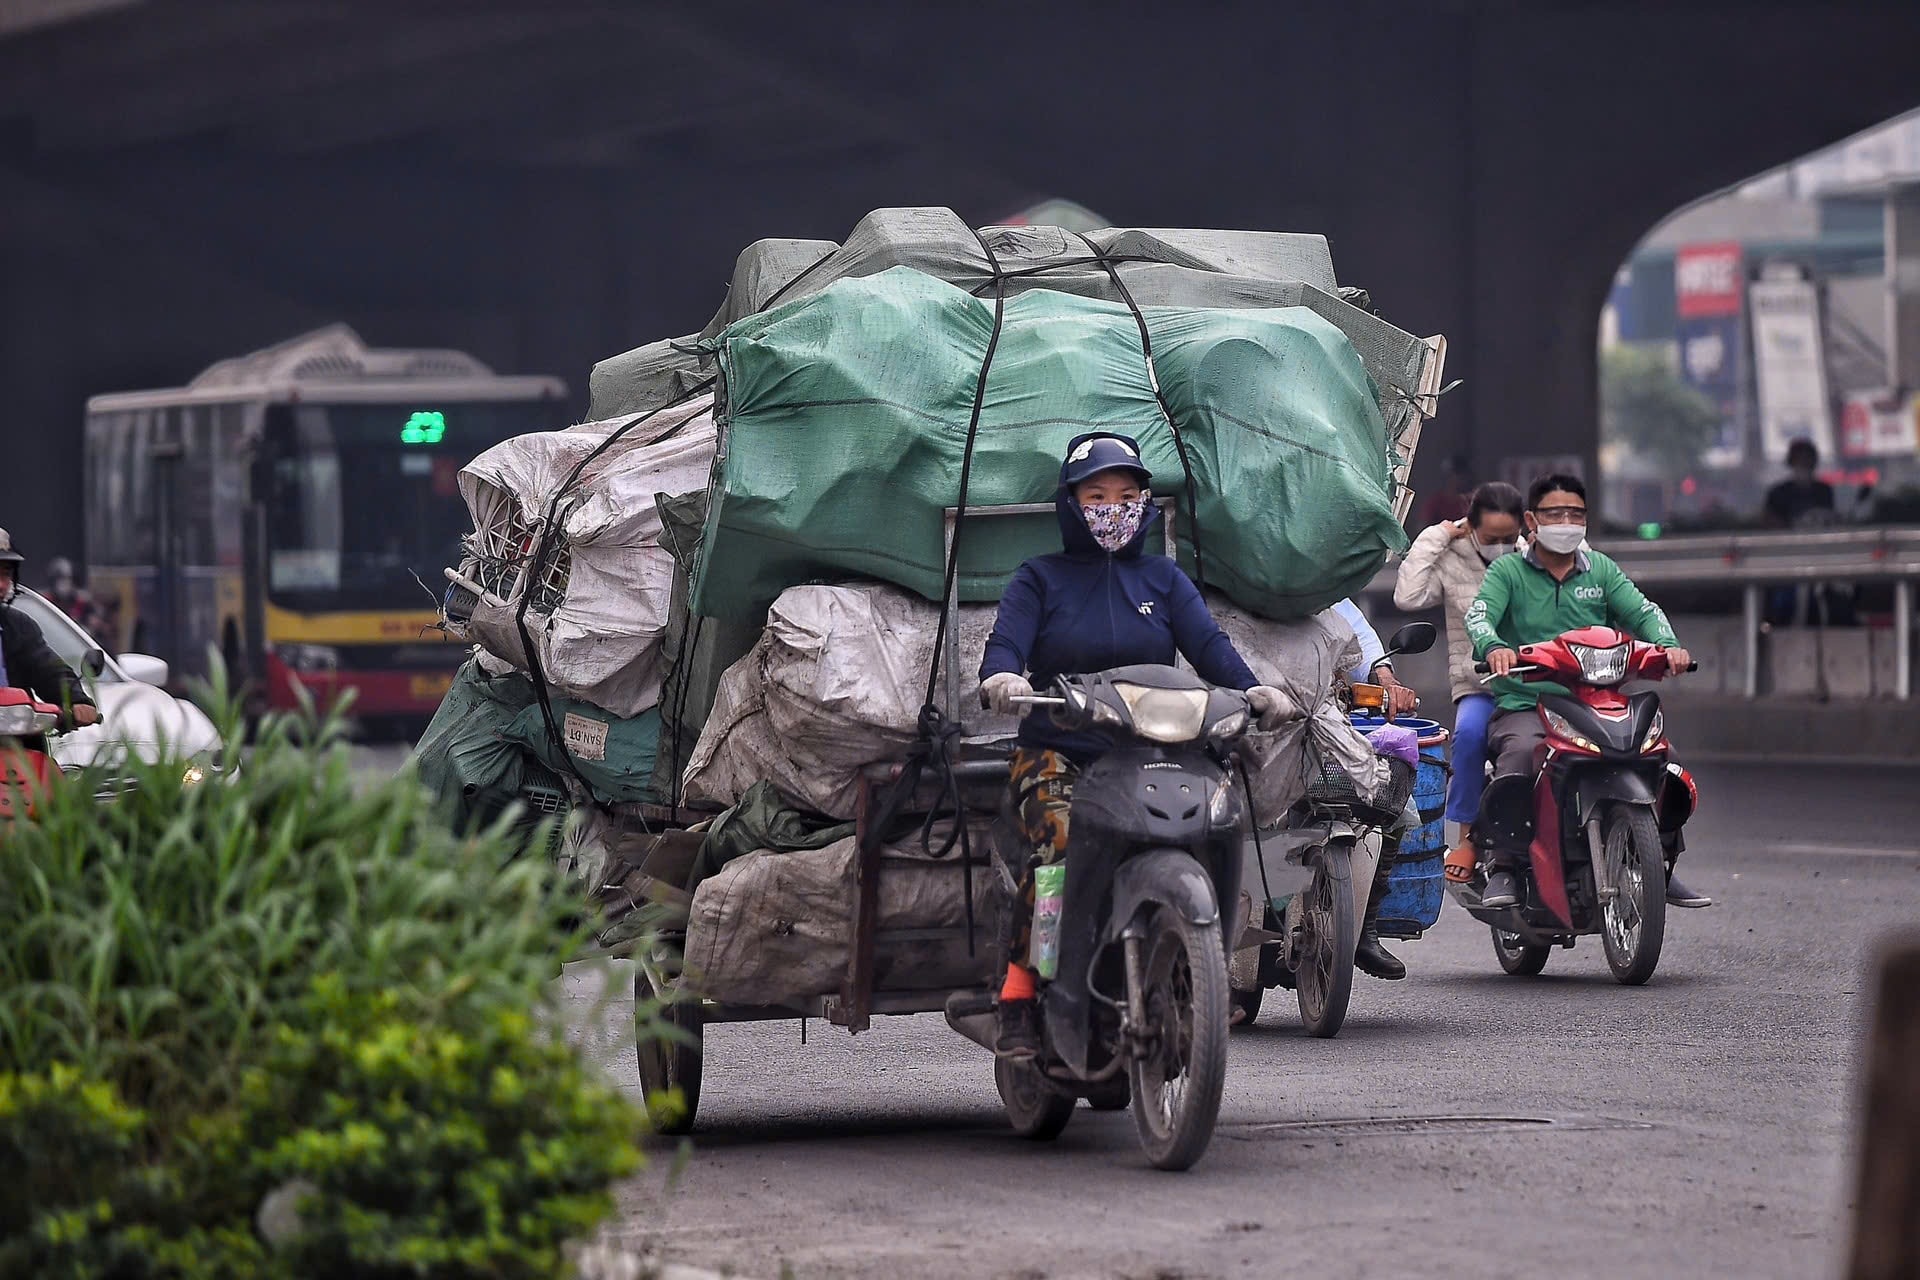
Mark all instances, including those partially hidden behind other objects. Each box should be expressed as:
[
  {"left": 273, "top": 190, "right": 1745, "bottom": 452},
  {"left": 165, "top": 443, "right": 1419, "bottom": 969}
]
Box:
[
  {"left": 1128, "top": 903, "right": 1230, "bottom": 1171},
  {"left": 1292, "top": 842, "right": 1357, "bottom": 1038},
  {"left": 1598, "top": 804, "right": 1667, "bottom": 985}
]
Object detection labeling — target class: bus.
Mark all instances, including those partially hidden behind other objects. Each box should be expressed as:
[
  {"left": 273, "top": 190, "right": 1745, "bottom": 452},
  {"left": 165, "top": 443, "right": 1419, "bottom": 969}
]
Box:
[{"left": 84, "top": 325, "right": 565, "bottom": 723}]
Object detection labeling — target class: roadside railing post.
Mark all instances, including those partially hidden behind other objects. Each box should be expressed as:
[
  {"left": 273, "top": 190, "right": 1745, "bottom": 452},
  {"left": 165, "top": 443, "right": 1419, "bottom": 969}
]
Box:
[
  {"left": 1742, "top": 584, "right": 1762, "bottom": 700},
  {"left": 1896, "top": 578, "right": 1913, "bottom": 702}
]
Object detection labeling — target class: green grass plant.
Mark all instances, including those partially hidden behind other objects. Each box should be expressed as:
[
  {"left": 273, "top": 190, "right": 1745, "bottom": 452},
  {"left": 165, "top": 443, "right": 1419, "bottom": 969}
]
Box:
[{"left": 0, "top": 665, "right": 650, "bottom": 1278}]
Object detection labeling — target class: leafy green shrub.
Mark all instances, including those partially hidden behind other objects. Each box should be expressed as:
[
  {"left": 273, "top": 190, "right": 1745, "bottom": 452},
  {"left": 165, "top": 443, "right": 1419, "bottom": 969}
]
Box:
[
  {"left": 231, "top": 977, "right": 640, "bottom": 1277},
  {"left": 0, "top": 674, "right": 649, "bottom": 1279}
]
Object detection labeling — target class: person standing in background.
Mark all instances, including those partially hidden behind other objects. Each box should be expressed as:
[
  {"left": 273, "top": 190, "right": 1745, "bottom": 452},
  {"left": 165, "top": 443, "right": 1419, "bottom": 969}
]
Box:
[
  {"left": 44, "top": 556, "right": 108, "bottom": 642},
  {"left": 1392, "top": 481, "right": 1526, "bottom": 871},
  {"left": 1762, "top": 440, "right": 1855, "bottom": 626}
]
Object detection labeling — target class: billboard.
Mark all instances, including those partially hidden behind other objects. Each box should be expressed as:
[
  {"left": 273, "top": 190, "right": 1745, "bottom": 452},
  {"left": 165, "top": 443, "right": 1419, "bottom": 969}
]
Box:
[
  {"left": 1673, "top": 243, "right": 1745, "bottom": 467},
  {"left": 1839, "top": 390, "right": 1920, "bottom": 458},
  {"left": 1749, "top": 275, "right": 1835, "bottom": 462}
]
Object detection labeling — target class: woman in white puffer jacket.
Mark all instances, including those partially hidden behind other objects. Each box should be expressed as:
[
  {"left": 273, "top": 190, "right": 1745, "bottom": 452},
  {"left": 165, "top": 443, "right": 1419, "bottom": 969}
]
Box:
[{"left": 1392, "top": 482, "right": 1526, "bottom": 857}]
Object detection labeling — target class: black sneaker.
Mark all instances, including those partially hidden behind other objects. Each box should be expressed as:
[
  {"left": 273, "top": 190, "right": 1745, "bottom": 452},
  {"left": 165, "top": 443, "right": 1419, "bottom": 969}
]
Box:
[
  {"left": 1480, "top": 870, "right": 1521, "bottom": 909},
  {"left": 994, "top": 997, "right": 1042, "bottom": 1061},
  {"left": 1665, "top": 872, "right": 1713, "bottom": 909}
]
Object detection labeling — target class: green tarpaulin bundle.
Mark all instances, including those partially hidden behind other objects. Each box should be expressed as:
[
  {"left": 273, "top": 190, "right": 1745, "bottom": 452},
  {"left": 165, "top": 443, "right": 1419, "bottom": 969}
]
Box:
[
  {"left": 692, "top": 266, "right": 1407, "bottom": 624},
  {"left": 416, "top": 656, "right": 666, "bottom": 818}
]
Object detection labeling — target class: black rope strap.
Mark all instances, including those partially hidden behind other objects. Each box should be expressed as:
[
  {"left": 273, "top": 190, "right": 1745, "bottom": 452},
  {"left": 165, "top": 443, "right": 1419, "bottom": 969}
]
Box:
[
  {"left": 1070, "top": 231, "right": 1209, "bottom": 591},
  {"left": 863, "top": 226, "right": 1012, "bottom": 958}
]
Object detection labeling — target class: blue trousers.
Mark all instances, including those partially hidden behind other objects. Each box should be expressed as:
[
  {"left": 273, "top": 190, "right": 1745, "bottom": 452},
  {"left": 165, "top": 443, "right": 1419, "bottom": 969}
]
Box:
[{"left": 1445, "top": 693, "right": 1496, "bottom": 826}]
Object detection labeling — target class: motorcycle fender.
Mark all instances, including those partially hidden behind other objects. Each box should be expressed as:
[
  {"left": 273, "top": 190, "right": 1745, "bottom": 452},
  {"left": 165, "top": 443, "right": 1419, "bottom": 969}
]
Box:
[
  {"left": 1570, "top": 766, "right": 1659, "bottom": 830},
  {"left": 1107, "top": 848, "right": 1221, "bottom": 943}
]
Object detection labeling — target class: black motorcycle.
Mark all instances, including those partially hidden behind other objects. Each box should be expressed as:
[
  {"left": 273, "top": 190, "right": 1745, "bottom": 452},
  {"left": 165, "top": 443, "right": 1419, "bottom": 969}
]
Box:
[{"left": 944, "top": 663, "right": 1253, "bottom": 1171}]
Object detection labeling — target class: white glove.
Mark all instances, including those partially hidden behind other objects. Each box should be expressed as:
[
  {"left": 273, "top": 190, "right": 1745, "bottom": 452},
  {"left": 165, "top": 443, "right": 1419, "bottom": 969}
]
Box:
[
  {"left": 1246, "top": 684, "right": 1297, "bottom": 731},
  {"left": 981, "top": 672, "right": 1035, "bottom": 716}
]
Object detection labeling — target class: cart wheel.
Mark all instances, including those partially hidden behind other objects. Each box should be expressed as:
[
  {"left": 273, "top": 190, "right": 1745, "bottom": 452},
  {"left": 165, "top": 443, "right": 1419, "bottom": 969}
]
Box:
[
  {"left": 635, "top": 966, "right": 702, "bottom": 1136},
  {"left": 995, "top": 1056, "right": 1075, "bottom": 1140},
  {"left": 1085, "top": 1075, "right": 1130, "bottom": 1111}
]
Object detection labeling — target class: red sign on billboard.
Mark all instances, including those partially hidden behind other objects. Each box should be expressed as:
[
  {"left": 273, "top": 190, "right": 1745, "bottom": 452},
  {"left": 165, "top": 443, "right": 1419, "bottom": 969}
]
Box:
[{"left": 1674, "top": 242, "right": 1744, "bottom": 318}]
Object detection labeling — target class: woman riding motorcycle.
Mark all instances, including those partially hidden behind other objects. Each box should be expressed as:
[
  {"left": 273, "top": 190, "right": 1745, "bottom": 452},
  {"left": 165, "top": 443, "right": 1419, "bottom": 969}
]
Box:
[
  {"left": 977, "top": 433, "right": 1291, "bottom": 1060},
  {"left": 1391, "top": 481, "right": 1525, "bottom": 873}
]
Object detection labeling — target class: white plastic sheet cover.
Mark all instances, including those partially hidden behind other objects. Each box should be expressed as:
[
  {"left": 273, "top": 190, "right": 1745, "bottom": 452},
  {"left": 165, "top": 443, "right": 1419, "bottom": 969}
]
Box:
[
  {"left": 681, "top": 581, "right": 1382, "bottom": 825},
  {"left": 454, "top": 395, "right": 717, "bottom": 717},
  {"left": 681, "top": 823, "right": 1002, "bottom": 1007},
  {"left": 681, "top": 583, "right": 1018, "bottom": 820}
]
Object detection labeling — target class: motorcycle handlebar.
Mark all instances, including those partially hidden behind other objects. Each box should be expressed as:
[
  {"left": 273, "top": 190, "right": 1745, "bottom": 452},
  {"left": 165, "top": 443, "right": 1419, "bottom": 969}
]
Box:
[{"left": 1471, "top": 656, "right": 1697, "bottom": 676}]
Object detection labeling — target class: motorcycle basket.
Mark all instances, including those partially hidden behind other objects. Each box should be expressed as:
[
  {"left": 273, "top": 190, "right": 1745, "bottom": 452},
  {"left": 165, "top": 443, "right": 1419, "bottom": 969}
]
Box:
[{"left": 1306, "top": 753, "right": 1416, "bottom": 826}]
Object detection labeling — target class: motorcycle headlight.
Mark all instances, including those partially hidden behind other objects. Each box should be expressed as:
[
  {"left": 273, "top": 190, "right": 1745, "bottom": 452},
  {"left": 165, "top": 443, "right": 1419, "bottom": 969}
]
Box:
[
  {"left": 181, "top": 762, "right": 209, "bottom": 788},
  {"left": 1542, "top": 708, "right": 1601, "bottom": 754},
  {"left": 1569, "top": 642, "right": 1630, "bottom": 686},
  {"left": 1112, "top": 683, "right": 1209, "bottom": 744},
  {"left": 0, "top": 705, "right": 40, "bottom": 735},
  {"left": 273, "top": 643, "right": 340, "bottom": 674},
  {"left": 1640, "top": 711, "right": 1665, "bottom": 753},
  {"left": 1207, "top": 708, "right": 1250, "bottom": 742}
]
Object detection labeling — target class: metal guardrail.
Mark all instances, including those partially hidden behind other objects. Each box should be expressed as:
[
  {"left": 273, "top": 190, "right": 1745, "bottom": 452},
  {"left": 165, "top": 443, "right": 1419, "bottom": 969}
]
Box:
[{"left": 1361, "top": 527, "right": 1920, "bottom": 700}]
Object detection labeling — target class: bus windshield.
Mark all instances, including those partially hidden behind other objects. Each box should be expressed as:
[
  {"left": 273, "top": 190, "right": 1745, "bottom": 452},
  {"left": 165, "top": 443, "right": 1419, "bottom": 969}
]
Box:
[{"left": 263, "top": 400, "right": 556, "bottom": 612}]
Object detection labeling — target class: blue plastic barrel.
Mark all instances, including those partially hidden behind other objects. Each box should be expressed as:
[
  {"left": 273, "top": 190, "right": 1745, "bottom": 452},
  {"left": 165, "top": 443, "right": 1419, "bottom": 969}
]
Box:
[{"left": 1349, "top": 713, "right": 1449, "bottom": 939}]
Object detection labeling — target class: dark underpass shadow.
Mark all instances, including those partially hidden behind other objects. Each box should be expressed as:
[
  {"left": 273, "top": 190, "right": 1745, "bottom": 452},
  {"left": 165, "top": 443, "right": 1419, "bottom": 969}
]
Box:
[
  {"left": 1430, "top": 967, "right": 1725, "bottom": 993},
  {"left": 1229, "top": 1013, "right": 1456, "bottom": 1042},
  {"left": 647, "top": 1104, "right": 1013, "bottom": 1150}
]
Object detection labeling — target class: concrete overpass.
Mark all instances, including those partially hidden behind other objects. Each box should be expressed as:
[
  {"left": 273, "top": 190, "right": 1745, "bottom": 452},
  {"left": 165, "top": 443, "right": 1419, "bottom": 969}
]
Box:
[{"left": 2, "top": 0, "right": 1917, "bottom": 560}]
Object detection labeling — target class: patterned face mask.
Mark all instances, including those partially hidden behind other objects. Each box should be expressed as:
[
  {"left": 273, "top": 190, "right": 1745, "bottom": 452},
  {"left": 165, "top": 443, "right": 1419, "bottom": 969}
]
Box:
[{"left": 1081, "top": 494, "right": 1152, "bottom": 553}]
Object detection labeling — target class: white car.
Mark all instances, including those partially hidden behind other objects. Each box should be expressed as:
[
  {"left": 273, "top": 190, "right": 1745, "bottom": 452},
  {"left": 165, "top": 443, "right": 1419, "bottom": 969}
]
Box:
[{"left": 8, "top": 586, "right": 222, "bottom": 773}]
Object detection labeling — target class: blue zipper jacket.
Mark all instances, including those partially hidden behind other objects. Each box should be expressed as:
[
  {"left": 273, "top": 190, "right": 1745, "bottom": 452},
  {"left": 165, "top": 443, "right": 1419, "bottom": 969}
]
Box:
[{"left": 978, "top": 461, "right": 1259, "bottom": 764}]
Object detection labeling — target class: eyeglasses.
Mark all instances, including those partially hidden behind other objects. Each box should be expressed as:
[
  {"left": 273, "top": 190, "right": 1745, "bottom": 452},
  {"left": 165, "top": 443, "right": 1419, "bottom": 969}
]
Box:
[{"left": 1532, "top": 506, "right": 1588, "bottom": 525}]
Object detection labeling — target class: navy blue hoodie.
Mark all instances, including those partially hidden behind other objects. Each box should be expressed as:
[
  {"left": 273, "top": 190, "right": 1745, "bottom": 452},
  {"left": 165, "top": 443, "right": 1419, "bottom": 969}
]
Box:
[{"left": 978, "top": 437, "right": 1259, "bottom": 763}]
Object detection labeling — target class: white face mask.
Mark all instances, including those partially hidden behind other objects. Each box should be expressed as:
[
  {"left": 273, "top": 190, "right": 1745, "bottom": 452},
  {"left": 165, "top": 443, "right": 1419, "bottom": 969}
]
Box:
[
  {"left": 1471, "top": 532, "right": 1518, "bottom": 564},
  {"left": 1532, "top": 524, "right": 1586, "bottom": 556}
]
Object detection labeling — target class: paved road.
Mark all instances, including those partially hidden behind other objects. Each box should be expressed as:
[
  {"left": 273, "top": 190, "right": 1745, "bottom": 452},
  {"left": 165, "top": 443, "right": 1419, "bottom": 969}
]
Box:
[{"left": 539, "top": 762, "right": 1918, "bottom": 1280}]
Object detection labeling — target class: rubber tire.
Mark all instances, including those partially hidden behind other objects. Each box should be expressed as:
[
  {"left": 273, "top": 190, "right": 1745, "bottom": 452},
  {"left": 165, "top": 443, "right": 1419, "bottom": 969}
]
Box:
[
  {"left": 1128, "top": 903, "right": 1230, "bottom": 1172},
  {"left": 635, "top": 966, "right": 703, "bottom": 1136},
  {"left": 1492, "top": 928, "right": 1552, "bottom": 976},
  {"left": 1599, "top": 805, "right": 1667, "bottom": 986},
  {"left": 1084, "top": 1076, "right": 1131, "bottom": 1111},
  {"left": 1230, "top": 986, "right": 1265, "bottom": 1029},
  {"left": 1293, "top": 842, "right": 1357, "bottom": 1039},
  {"left": 995, "top": 1056, "right": 1076, "bottom": 1140}
]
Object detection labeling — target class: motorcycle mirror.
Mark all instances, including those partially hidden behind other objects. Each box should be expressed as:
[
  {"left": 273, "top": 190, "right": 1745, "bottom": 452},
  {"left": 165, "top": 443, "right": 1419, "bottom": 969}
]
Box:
[
  {"left": 1385, "top": 621, "right": 1438, "bottom": 658},
  {"left": 82, "top": 649, "right": 107, "bottom": 678}
]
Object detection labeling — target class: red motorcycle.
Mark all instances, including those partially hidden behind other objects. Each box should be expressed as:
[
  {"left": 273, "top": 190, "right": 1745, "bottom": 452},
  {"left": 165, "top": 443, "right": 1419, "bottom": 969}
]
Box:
[
  {"left": 1452, "top": 627, "right": 1698, "bottom": 985},
  {"left": 0, "top": 687, "right": 61, "bottom": 821}
]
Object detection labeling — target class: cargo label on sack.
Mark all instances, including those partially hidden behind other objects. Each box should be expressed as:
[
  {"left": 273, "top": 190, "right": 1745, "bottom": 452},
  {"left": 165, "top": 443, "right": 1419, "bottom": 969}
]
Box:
[{"left": 562, "top": 712, "right": 610, "bottom": 762}]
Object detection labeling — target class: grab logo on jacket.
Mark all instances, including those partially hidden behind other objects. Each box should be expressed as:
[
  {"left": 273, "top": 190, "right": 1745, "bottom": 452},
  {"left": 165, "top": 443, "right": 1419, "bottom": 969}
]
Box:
[{"left": 1574, "top": 585, "right": 1605, "bottom": 602}]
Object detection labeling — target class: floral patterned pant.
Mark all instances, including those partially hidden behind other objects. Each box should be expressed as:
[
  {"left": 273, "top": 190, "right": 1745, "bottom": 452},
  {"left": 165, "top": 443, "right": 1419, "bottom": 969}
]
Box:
[{"left": 1006, "top": 746, "right": 1078, "bottom": 965}]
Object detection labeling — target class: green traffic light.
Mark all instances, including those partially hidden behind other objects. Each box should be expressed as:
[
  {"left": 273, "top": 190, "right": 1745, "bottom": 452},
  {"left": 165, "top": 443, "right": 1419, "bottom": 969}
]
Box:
[{"left": 401, "top": 411, "right": 446, "bottom": 445}]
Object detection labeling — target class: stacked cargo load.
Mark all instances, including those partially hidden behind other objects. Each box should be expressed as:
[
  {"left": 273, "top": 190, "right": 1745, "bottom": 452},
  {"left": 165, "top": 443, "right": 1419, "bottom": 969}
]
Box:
[{"left": 414, "top": 207, "right": 1444, "bottom": 1005}]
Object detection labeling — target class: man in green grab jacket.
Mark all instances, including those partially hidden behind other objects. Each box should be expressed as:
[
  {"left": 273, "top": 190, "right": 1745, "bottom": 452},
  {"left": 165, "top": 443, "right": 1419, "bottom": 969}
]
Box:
[{"left": 1463, "top": 472, "right": 1711, "bottom": 911}]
